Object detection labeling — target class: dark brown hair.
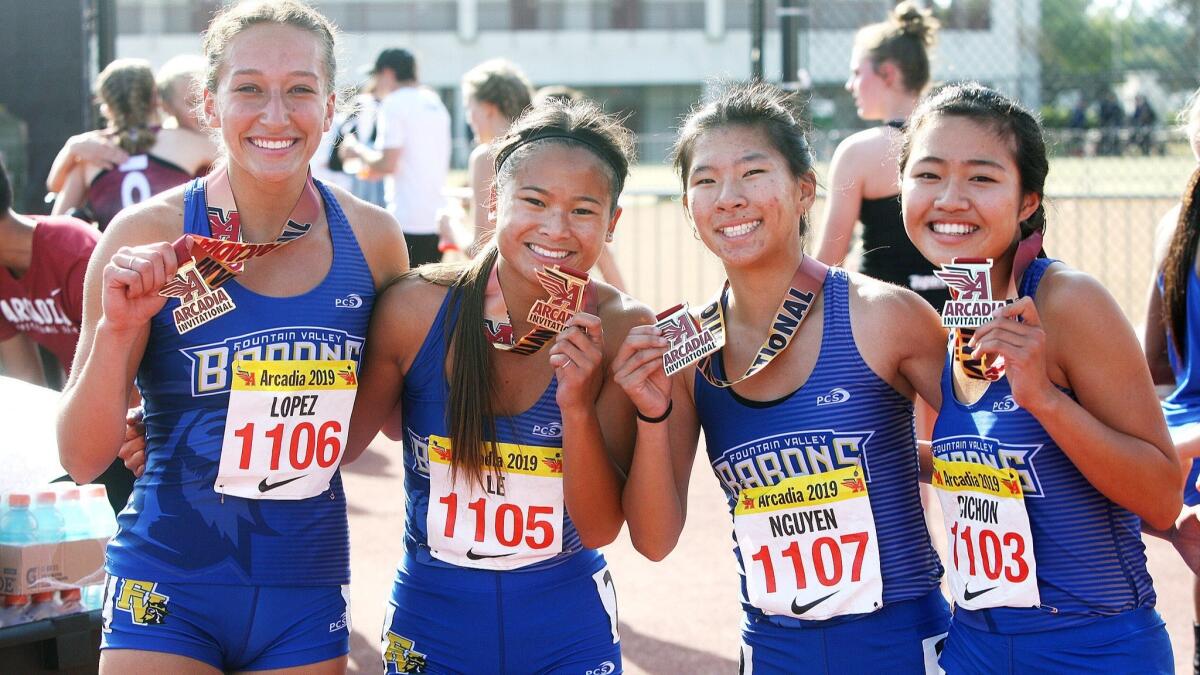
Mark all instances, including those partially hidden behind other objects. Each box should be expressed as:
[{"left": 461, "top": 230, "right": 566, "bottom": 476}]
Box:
[
  {"left": 855, "top": 0, "right": 938, "bottom": 94},
  {"left": 1162, "top": 168, "right": 1200, "bottom": 359},
  {"left": 672, "top": 81, "right": 814, "bottom": 235},
  {"left": 425, "top": 100, "right": 634, "bottom": 488}
]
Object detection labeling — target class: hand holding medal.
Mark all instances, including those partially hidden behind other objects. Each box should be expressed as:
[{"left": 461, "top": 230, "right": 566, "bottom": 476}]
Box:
[
  {"left": 935, "top": 233, "right": 1044, "bottom": 382},
  {"left": 483, "top": 263, "right": 595, "bottom": 355},
  {"left": 157, "top": 166, "right": 320, "bottom": 334},
  {"left": 102, "top": 240, "right": 187, "bottom": 333}
]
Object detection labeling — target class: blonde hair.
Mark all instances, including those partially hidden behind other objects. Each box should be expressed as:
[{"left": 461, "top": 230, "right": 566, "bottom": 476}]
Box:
[
  {"left": 156, "top": 54, "right": 205, "bottom": 108},
  {"left": 1179, "top": 87, "right": 1200, "bottom": 145},
  {"left": 95, "top": 58, "right": 158, "bottom": 155},
  {"left": 462, "top": 59, "right": 534, "bottom": 122},
  {"left": 201, "top": 0, "right": 339, "bottom": 96},
  {"left": 854, "top": 1, "right": 939, "bottom": 94}
]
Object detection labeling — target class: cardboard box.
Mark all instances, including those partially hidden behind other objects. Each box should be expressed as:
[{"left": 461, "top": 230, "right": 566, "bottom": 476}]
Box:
[{"left": 0, "top": 538, "right": 106, "bottom": 596}]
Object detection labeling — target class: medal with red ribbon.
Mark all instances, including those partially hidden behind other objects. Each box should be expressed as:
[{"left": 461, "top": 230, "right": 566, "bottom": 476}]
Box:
[
  {"left": 483, "top": 263, "right": 596, "bottom": 356},
  {"left": 695, "top": 254, "right": 828, "bottom": 388},
  {"left": 158, "top": 166, "right": 321, "bottom": 334},
  {"left": 655, "top": 303, "right": 720, "bottom": 377},
  {"left": 934, "top": 232, "right": 1044, "bottom": 381}
]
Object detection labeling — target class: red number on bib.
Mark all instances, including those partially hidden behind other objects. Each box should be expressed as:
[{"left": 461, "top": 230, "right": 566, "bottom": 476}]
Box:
[
  {"left": 950, "top": 522, "right": 1031, "bottom": 583},
  {"left": 231, "top": 420, "right": 344, "bottom": 471},
  {"left": 749, "top": 532, "right": 870, "bottom": 594},
  {"left": 439, "top": 495, "right": 558, "bottom": 550}
]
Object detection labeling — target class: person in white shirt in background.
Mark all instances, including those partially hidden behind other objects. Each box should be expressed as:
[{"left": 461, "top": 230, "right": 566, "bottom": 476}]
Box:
[{"left": 340, "top": 48, "right": 451, "bottom": 267}]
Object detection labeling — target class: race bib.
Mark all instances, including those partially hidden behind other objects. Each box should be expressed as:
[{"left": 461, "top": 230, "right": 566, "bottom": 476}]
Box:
[
  {"left": 426, "top": 435, "right": 564, "bottom": 570},
  {"left": 733, "top": 466, "right": 882, "bottom": 620},
  {"left": 216, "top": 359, "right": 357, "bottom": 500},
  {"left": 931, "top": 457, "right": 1040, "bottom": 610}
]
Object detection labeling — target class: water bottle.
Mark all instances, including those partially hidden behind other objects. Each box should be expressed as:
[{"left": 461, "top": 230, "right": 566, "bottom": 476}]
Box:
[
  {"left": 57, "top": 588, "right": 85, "bottom": 617},
  {"left": 0, "top": 493, "right": 36, "bottom": 627},
  {"left": 56, "top": 487, "right": 91, "bottom": 541},
  {"left": 0, "top": 593, "right": 30, "bottom": 628},
  {"left": 30, "top": 490, "right": 65, "bottom": 544},
  {"left": 25, "top": 591, "right": 60, "bottom": 621},
  {"left": 82, "top": 484, "right": 118, "bottom": 539},
  {"left": 0, "top": 492, "right": 37, "bottom": 544}
]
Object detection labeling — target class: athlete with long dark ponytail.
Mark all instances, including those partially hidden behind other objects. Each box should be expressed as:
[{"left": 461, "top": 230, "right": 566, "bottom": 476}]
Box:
[{"left": 1145, "top": 86, "right": 1200, "bottom": 675}]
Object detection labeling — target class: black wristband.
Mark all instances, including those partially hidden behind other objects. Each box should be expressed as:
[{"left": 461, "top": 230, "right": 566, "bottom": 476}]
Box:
[{"left": 636, "top": 400, "right": 672, "bottom": 424}]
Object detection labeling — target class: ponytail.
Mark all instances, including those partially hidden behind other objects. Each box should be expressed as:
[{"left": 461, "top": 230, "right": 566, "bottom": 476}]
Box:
[
  {"left": 1162, "top": 167, "right": 1200, "bottom": 359},
  {"left": 441, "top": 246, "right": 502, "bottom": 489}
]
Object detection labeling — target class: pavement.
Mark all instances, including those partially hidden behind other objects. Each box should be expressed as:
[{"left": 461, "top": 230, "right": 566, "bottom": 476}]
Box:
[{"left": 343, "top": 434, "right": 1197, "bottom": 674}]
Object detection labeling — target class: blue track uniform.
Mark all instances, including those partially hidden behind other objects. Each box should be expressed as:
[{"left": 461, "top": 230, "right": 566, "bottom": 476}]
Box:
[
  {"left": 1162, "top": 269, "right": 1200, "bottom": 505},
  {"left": 696, "top": 268, "right": 948, "bottom": 674},
  {"left": 383, "top": 291, "right": 620, "bottom": 674},
  {"left": 101, "top": 178, "right": 374, "bottom": 671},
  {"left": 933, "top": 258, "right": 1172, "bottom": 674}
]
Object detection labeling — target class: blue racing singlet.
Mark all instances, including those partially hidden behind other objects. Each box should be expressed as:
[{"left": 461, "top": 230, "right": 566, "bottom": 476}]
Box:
[
  {"left": 1163, "top": 267, "right": 1200, "bottom": 426},
  {"left": 399, "top": 289, "right": 596, "bottom": 572},
  {"left": 933, "top": 258, "right": 1156, "bottom": 633},
  {"left": 106, "top": 177, "right": 374, "bottom": 586},
  {"left": 696, "top": 268, "right": 943, "bottom": 625}
]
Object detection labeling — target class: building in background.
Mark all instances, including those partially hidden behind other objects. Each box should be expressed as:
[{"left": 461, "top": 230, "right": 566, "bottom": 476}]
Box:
[{"left": 115, "top": 0, "right": 1037, "bottom": 165}]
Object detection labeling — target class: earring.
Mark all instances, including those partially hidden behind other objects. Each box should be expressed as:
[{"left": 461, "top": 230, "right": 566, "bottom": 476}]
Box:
[{"left": 605, "top": 232, "right": 614, "bottom": 243}]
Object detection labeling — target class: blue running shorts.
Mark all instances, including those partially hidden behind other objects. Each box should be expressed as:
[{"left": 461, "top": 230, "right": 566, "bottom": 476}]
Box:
[
  {"left": 938, "top": 607, "right": 1172, "bottom": 674},
  {"left": 100, "top": 575, "right": 350, "bottom": 671},
  {"left": 382, "top": 550, "right": 620, "bottom": 674},
  {"left": 739, "top": 587, "right": 950, "bottom": 674}
]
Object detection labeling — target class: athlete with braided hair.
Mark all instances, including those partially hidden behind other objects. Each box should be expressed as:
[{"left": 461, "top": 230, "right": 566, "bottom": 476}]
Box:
[{"left": 50, "top": 59, "right": 216, "bottom": 230}]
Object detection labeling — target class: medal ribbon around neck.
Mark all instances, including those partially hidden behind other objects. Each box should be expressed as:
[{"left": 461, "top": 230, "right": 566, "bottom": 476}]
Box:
[
  {"left": 696, "top": 254, "right": 829, "bottom": 388},
  {"left": 951, "top": 231, "right": 1044, "bottom": 381},
  {"left": 483, "top": 262, "right": 597, "bottom": 356},
  {"left": 161, "top": 165, "right": 321, "bottom": 294}
]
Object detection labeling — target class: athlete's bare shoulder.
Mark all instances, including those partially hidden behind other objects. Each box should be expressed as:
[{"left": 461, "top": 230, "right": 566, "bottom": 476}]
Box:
[
  {"left": 594, "top": 282, "right": 655, "bottom": 353},
  {"left": 845, "top": 269, "right": 944, "bottom": 344},
  {"left": 322, "top": 182, "right": 408, "bottom": 287},
  {"left": 103, "top": 186, "right": 187, "bottom": 247}
]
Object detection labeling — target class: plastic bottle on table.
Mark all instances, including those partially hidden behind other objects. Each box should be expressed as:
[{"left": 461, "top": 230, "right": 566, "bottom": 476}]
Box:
[
  {"left": 56, "top": 487, "right": 91, "bottom": 541},
  {"left": 30, "top": 490, "right": 65, "bottom": 544},
  {"left": 25, "top": 591, "right": 60, "bottom": 621},
  {"left": 0, "top": 492, "right": 37, "bottom": 627},
  {"left": 0, "top": 492, "right": 37, "bottom": 543},
  {"left": 0, "top": 594, "right": 30, "bottom": 628},
  {"left": 57, "top": 588, "right": 85, "bottom": 617},
  {"left": 82, "top": 484, "right": 117, "bottom": 539}
]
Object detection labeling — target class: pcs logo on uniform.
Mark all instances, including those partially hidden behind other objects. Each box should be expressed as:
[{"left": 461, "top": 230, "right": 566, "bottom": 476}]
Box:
[{"left": 114, "top": 578, "right": 171, "bottom": 626}]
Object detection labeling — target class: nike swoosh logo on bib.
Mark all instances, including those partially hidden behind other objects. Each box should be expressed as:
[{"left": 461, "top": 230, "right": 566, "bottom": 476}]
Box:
[
  {"left": 466, "top": 549, "right": 517, "bottom": 561},
  {"left": 790, "top": 590, "right": 838, "bottom": 616},
  {"left": 963, "top": 585, "right": 996, "bottom": 602},
  {"left": 258, "top": 475, "right": 307, "bottom": 493}
]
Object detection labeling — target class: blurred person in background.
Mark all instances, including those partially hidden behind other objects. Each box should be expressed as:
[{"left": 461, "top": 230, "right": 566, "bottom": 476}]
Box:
[
  {"left": 48, "top": 58, "right": 217, "bottom": 230},
  {"left": 0, "top": 153, "right": 136, "bottom": 512},
  {"left": 1145, "top": 86, "right": 1200, "bottom": 675},
  {"left": 817, "top": 1, "right": 947, "bottom": 308},
  {"left": 1132, "top": 93, "right": 1159, "bottom": 157},
  {"left": 461, "top": 58, "right": 533, "bottom": 253},
  {"left": 340, "top": 47, "right": 451, "bottom": 267},
  {"left": 817, "top": 1, "right": 945, "bottom": 445}
]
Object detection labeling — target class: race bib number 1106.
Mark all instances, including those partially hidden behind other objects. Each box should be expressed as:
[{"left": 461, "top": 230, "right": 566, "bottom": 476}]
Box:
[{"left": 216, "top": 359, "right": 357, "bottom": 500}]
